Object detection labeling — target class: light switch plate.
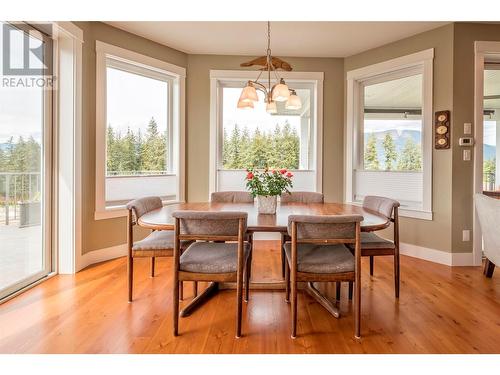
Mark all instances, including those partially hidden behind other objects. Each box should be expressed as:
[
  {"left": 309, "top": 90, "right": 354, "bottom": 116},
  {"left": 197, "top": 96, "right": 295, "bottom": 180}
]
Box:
[
  {"left": 463, "top": 230, "right": 470, "bottom": 242},
  {"left": 463, "top": 149, "right": 471, "bottom": 161},
  {"left": 464, "top": 123, "right": 472, "bottom": 135}
]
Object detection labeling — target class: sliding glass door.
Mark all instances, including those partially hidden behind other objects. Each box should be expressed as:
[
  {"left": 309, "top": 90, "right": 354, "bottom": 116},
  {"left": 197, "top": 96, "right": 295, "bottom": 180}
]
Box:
[{"left": 0, "top": 23, "right": 53, "bottom": 300}]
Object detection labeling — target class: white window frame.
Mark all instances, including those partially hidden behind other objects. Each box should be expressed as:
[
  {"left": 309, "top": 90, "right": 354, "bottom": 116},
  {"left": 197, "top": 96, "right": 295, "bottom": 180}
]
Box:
[
  {"left": 95, "top": 41, "right": 186, "bottom": 220},
  {"left": 209, "top": 70, "right": 324, "bottom": 197},
  {"left": 345, "top": 49, "right": 434, "bottom": 220}
]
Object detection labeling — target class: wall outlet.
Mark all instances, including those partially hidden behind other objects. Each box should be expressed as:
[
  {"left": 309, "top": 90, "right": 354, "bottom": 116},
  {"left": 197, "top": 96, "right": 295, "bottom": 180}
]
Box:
[
  {"left": 463, "top": 149, "right": 471, "bottom": 161},
  {"left": 462, "top": 230, "right": 470, "bottom": 242},
  {"left": 464, "top": 123, "right": 472, "bottom": 135}
]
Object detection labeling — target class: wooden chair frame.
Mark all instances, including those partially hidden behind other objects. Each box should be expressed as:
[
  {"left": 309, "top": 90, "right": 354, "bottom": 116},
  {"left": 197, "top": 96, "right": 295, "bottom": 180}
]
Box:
[
  {"left": 285, "top": 219, "right": 362, "bottom": 339},
  {"left": 173, "top": 217, "right": 251, "bottom": 338}
]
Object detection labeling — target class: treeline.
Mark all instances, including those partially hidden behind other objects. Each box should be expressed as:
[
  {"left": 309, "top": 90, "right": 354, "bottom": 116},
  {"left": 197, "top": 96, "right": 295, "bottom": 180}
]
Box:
[
  {"left": 0, "top": 136, "right": 41, "bottom": 201},
  {"left": 223, "top": 122, "right": 300, "bottom": 170},
  {"left": 107, "top": 117, "right": 168, "bottom": 175},
  {"left": 364, "top": 133, "right": 422, "bottom": 171}
]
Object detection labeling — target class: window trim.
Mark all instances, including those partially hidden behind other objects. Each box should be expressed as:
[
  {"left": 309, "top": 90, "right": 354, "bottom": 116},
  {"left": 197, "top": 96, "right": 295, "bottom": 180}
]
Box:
[
  {"left": 95, "top": 41, "right": 186, "bottom": 220},
  {"left": 345, "top": 49, "right": 434, "bottom": 220},
  {"left": 209, "top": 70, "right": 324, "bottom": 198}
]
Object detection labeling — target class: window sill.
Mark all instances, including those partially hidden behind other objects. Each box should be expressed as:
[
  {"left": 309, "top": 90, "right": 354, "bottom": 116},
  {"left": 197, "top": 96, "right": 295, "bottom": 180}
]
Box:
[
  {"left": 348, "top": 201, "right": 433, "bottom": 221},
  {"left": 94, "top": 199, "right": 184, "bottom": 221}
]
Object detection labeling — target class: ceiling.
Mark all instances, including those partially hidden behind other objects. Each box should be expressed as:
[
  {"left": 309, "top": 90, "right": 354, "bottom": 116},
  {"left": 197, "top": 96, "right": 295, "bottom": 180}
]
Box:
[
  {"left": 106, "top": 21, "right": 448, "bottom": 58},
  {"left": 365, "top": 74, "right": 422, "bottom": 109}
]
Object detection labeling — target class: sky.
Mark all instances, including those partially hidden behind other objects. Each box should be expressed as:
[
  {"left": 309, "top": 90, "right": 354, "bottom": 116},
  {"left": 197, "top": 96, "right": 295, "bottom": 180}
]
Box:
[
  {"left": 222, "top": 87, "right": 301, "bottom": 134},
  {"left": 106, "top": 67, "right": 168, "bottom": 135},
  {"left": 0, "top": 23, "right": 44, "bottom": 143}
]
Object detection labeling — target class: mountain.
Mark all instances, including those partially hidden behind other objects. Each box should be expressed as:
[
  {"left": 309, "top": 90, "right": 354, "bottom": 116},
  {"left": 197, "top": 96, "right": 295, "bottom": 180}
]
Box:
[
  {"left": 484, "top": 144, "right": 496, "bottom": 161},
  {"left": 364, "top": 129, "right": 422, "bottom": 169}
]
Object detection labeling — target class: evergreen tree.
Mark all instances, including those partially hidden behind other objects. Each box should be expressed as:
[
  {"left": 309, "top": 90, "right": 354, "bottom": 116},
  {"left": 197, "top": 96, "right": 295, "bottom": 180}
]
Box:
[
  {"left": 280, "top": 121, "right": 300, "bottom": 169},
  {"left": 382, "top": 132, "right": 397, "bottom": 170},
  {"left": 398, "top": 138, "right": 422, "bottom": 171},
  {"left": 484, "top": 158, "right": 496, "bottom": 185},
  {"left": 364, "top": 133, "right": 380, "bottom": 170},
  {"left": 226, "top": 124, "right": 242, "bottom": 168},
  {"left": 141, "top": 117, "right": 167, "bottom": 172}
]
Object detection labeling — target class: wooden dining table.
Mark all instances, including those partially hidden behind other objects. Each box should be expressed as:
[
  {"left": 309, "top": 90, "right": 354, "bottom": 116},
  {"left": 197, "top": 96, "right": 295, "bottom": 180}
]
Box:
[{"left": 138, "top": 201, "right": 390, "bottom": 318}]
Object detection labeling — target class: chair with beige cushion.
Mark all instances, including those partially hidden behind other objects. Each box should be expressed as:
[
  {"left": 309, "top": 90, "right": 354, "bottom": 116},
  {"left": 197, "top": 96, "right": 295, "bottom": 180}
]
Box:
[
  {"left": 474, "top": 193, "right": 500, "bottom": 277},
  {"left": 347, "top": 195, "right": 401, "bottom": 299},
  {"left": 284, "top": 214, "right": 363, "bottom": 338},
  {"left": 211, "top": 191, "right": 254, "bottom": 203},
  {"left": 172, "top": 211, "right": 251, "bottom": 338},
  {"left": 126, "top": 196, "right": 191, "bottom": 302},
  {"left": 279, "top": 192, "right": 324, "bottom": 278}
]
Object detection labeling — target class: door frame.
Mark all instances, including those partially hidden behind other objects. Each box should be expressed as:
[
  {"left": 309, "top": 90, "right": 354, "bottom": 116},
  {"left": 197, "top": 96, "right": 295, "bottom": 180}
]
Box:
[{"left": 473, "top": 41, "right": 500, "bottom": 266}]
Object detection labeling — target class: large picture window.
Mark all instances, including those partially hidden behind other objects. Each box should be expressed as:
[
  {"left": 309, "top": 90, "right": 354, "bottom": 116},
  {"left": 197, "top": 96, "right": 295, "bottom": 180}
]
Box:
[
  {"left": 210, "top": 71, "right": 323, "bottom": 195},
  {"left": 95, "top": 42, "right": 185, "bottom": 219},
  {"left": 346, "top": 50, "right": 433, "bottom": 219}
]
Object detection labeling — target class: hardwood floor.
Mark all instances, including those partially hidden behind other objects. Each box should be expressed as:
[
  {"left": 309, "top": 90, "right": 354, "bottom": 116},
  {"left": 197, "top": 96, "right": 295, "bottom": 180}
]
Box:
[{"left": 0, "top": 240, "right": 499, "bottom": 353}]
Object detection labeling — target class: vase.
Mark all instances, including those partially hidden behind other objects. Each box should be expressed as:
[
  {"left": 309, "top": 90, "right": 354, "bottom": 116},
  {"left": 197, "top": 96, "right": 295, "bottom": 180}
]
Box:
[{"left": 257, "top": 195, "right": 277, "bottom": 214}]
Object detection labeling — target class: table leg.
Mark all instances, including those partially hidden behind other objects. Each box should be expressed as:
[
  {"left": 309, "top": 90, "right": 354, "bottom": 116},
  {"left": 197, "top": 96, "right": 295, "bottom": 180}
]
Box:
[
  {"left": 305, "top": 282, "right": 340, "bottom": 318},
  {"left": 180, "top": 282, "right": 219, "bottom": 317}
]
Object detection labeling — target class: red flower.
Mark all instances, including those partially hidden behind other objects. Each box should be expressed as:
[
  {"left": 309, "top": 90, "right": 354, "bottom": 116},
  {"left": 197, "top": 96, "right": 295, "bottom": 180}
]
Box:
[
  {"left": 280, "top": 169, "right": 287, "bottom": 174},
  {"left": 271, "top": 169, "right": 276, "bottom": 173},
  {"left": 246, "top": 172, "right": 254, "bottom": 180},
  {"left": 286, "top": 172, "right": 293, "bottom": 178}
]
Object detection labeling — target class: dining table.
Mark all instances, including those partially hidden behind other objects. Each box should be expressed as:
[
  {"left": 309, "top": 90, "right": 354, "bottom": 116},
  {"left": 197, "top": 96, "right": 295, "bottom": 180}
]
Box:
[{"left": 138, "top": 201, "right": 390, "bottom": 319}]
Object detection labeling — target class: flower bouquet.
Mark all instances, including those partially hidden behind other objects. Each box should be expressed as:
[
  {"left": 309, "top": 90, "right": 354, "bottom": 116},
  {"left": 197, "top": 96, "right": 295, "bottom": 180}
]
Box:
[{"left": 245, "top": 168, "right": 293, "bottom": 214}]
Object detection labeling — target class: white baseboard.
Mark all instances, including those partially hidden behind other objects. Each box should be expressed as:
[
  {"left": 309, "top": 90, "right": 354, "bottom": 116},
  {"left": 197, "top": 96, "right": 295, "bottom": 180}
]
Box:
[
  {"left": 76, "top": 244, "right": 127, "bottom": 272},
  {"left": 400, "top": 242, "right": 475, "bottom": 266}
]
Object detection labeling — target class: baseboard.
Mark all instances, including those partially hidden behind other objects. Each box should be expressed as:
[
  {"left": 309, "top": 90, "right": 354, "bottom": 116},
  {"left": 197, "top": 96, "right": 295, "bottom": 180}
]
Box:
[
  {"left": 400, "top": 242, "right": 475, "bottom": 266},
  {"left": 77, "top": 244, "right": 127, "bottom": 272}
]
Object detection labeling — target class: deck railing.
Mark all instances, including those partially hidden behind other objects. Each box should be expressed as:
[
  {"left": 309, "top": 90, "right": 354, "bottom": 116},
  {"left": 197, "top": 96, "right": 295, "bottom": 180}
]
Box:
[{"left": 0, "top": 172, "right": 41, "bottom": 225}]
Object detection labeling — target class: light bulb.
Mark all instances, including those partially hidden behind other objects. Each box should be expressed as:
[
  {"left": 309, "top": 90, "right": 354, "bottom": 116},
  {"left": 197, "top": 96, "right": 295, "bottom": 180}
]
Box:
[{"left": 285, "top": 92, "right": 302, "bottom": 110}]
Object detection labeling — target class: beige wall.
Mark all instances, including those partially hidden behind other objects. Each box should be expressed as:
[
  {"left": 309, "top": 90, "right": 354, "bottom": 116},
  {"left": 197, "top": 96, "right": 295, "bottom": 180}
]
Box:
[
  {"left": 451, "top": 23, "right": 500, "bottom": 253},
  {"left": 186, "top": 55, "right": 344, "bottom": 202},
  {"left": 74, "top": 22, "right": 188, "bottom": 254},
  {"left": 344, "top": 24, "right": 455, "bottom": 252}
]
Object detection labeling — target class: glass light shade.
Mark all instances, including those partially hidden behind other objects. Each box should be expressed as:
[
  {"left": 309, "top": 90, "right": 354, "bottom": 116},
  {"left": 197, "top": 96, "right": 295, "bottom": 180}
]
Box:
[
  {"left": 272, "top": 83, "right": 290, "bottom": 102},
  {"left": 239, "top": 84, "right": 258, "bottom": 103},
  {"left": 237, "top": 99, "right": 254, "bottom": 109},
  {"left": 285, "top": 93, "right": 302, "bottom": 110},
  {"left": 266, "top": 101, "right": 277, "bottom": 114}
]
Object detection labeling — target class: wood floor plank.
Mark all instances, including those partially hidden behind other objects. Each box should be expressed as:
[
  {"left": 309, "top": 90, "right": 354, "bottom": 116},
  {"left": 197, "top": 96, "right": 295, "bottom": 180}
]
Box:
[{"left": 0, "top": 240, "right": 499, "bottom": 354}]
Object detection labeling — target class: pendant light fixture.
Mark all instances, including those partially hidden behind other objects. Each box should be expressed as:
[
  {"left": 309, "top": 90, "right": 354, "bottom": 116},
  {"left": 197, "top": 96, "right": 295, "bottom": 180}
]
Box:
[{"left": 237, "top": 22, "right": 301, "bottom": 113}]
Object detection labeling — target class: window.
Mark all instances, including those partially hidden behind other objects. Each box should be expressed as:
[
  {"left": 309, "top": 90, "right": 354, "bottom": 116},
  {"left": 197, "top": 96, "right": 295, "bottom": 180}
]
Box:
[
  {"left": 0, "top": 22, "right": 53, "bottom": 299},
  {"left": 210, "top": 71, "right": 323, "bottom": 195},
  {"left": 95, "top": 42, "right": 185, "bottom": 219},
  {"left": 346, "top": 50, "right": 433, "bottom": 219}
]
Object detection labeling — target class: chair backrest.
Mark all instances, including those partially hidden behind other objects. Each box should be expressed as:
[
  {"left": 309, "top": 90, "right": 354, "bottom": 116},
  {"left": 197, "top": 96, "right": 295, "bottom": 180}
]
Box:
[
  {"left": 475, "top": 194, "right": 500, "bottom": 266},
  {"left": 287, "top": 214, "right": 363, "bottom": 243},
  {"left": 210, "top": 191, "right": 254, "bottom": 203},
  {"left": 126, "top": 196, "right": 163, "bottom": 224},
  {"left": 362, "top": 195, "right": 400, "bottom": 220},
  {"left": 280, "top": 191, "right": 324, "bottom": 204},
  {"left": 172, "top": 210, "right": 247, "bottom": 241}
]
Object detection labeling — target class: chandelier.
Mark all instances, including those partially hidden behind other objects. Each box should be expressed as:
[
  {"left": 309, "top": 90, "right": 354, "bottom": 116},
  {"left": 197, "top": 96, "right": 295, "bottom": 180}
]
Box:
[{"left": 237, "top": 22, "right": 302, "bottom": 114}]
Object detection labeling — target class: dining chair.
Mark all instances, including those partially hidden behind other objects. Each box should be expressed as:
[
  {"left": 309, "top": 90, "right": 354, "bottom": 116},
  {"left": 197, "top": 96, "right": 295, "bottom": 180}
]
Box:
[
  {"left": 126, "top": 196, "right": 192, "bottom": 302},
  {"left": 211, "top": 191, "right": 255, "bottom": 203},
  {"left": 279, "top": 192, "right": 324, "bottom": 278},
  {"left": 172, "top": 211, "right": 251, "bottom": 338},
  {"left": 347, "top": 195, "right": 401, "bottom": 299},
  {"left": 284, "top": 214, "right": 363, "bottom": 338},
  {"left": 474, "top": 193, "right": 500, "bottom": 278}
]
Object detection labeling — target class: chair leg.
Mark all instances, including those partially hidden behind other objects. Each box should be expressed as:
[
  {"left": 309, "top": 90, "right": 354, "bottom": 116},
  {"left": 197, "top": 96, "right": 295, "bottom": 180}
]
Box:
[
  {"left": 291, "top": 269, "right": 297, "bottom": 339},
  {"left": 394, "top": 250, "right": 400, "bottom": 298},
  {"left": 236, "top": 268, "right": 244, "bottom": 338},
  {"left": 484, "top": 258, "right": 496, "bottom": 278},
  {"left": 150, "top": 257, "right": 155, "bottom": 277},
  {"left": 128, "top": 256, "right": 133, "bottom": 302},
  {"left": 280, "top": 234, "right": 286, "bottom": 278},
  {"left": 179, "top": 281, "right": 184, "bottom": 301},
  {"left": 336, "top": 282, "right": 341, "bottom": 302},
  {"left": 348, "top": 281, "right": 353, "bottom": 300},
  {"left": 369, "top": 256, "right": 374, "bottom": 276},
  {"left": 354, "top": 277, "right": 361, "bottom": 339},
  {"left": 193, "top": 281, "right": 198, "bottom": 298},
  {"left": 173, "top": 280, "right": 179, "bottom": 336},
  {"left": 285, "top": 259, "right": 290, "bottom": 303},
  {"left": 245, "top": 252, "right": 252, "bottom": 302}
]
